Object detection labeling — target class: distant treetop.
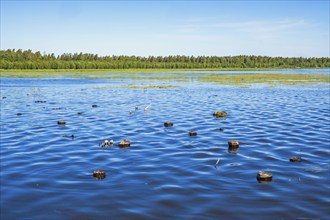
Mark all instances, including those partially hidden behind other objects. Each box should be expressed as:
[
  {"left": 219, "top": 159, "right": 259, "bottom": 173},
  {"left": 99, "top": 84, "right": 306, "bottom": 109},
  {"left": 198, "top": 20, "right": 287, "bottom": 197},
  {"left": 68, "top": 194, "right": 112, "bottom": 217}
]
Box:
[{"left": 1, "top": 49, "right": 329, "bottom": 70}]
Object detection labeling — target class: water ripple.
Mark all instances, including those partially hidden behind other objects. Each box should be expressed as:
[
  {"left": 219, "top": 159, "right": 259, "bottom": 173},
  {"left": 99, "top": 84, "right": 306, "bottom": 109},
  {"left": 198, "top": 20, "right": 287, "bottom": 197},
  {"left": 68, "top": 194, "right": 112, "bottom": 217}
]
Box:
[{"left": 1, "top": 76, "right": 329, "bottom": 219}]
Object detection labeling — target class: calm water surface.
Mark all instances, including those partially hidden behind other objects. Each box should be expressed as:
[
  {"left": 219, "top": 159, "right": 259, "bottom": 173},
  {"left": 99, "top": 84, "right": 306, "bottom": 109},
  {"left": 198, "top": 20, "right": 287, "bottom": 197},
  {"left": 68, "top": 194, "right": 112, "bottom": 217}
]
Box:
[{"left": 1, "top": 70, "right": 329, "bottom": 219}]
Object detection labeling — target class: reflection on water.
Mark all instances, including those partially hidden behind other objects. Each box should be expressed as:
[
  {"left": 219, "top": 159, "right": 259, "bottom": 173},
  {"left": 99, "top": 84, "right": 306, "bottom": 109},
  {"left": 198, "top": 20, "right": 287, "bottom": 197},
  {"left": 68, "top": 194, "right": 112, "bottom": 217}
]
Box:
[{"left": 1, "top": 70, "right": 329, "bottom": 219}]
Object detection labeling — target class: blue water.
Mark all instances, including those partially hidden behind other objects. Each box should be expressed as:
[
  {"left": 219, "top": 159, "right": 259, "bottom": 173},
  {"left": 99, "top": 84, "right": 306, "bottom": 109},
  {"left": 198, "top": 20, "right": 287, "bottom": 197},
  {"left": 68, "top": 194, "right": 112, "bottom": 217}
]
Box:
[{"left": 1, "top": 70, "right": 329, "bottom": 219}]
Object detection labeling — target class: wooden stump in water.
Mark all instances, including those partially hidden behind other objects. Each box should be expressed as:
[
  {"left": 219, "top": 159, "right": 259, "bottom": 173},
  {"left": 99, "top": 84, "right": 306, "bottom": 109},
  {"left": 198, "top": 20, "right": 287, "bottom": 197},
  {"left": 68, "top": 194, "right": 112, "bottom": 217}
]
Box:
[
  {"left": 119, "top": 139, "right": 131, "bottom": 148},
  {"left": 93, "top": 170, "right": 106, "bottom": 180},
  {"left": 188, "top": 131, "right": 197, "bottom": 136},
  {"left": 164, "top": 122, "right": 174, "bottom": 127},
  {"left": 228, "top": 140, "right": 239, "bottom": 153},
  {"left": 228, "top": 140, "right": 239, "bottom": 147},
  {"left": 57, "top": 120, "right": 66, "bottom": 125},
  {"left": 213, "top": 111, "right": 228, "bottom": 118},
  {"left": 257, "top": 171, "right": 272, "bottom": 183},
  {"left": 289, "top": 156, "right": 302, "bottom": 162}
]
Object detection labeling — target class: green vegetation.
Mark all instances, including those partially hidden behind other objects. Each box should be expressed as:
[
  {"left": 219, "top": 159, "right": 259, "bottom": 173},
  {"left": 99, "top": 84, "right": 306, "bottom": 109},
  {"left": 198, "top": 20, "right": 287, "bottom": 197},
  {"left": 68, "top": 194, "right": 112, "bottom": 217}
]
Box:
[
  {"left": 127, "top": 85, "right": 179, "bottom": 89},
  {"left": 201, "top": 74, "right": 330, "bottom": 86},
  {"left": 1, "top": 49, "right": 329, "bottom": 70},
  {"left": 0, "top": 68, "right": 177, "bottom": 74},
  {"left": 0, "top": 68, "right": 180, "bottom": 78},
  {"left": 1, "top": 49, "right": 328, "bottom": 87}
]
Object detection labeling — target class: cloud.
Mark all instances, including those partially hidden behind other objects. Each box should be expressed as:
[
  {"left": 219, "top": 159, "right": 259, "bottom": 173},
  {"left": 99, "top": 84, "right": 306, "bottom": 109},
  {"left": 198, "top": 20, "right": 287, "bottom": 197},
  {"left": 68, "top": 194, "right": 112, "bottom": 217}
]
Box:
[
  {"left": 169, "top": 18, "right": 310, "bottom": 40},
  {"left": 216, "top": 19, "right": 309, "bottom": 39}
]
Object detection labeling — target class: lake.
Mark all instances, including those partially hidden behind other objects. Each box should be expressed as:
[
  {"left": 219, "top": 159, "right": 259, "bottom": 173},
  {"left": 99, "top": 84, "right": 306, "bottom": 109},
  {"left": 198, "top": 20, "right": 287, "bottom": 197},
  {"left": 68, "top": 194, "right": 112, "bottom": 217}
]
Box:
[{"left": 1, "top": 69, "right": 329, "bottom": 219}]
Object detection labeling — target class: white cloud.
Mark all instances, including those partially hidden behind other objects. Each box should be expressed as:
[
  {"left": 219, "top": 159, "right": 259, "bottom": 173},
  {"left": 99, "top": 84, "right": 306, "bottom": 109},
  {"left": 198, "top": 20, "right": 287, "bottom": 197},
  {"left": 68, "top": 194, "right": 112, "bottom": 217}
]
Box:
[
  {"left": 169, "top": 18, "right": 310, "bottom": 40},
  {"left": 217, "top": 19, "right": 309, "bottom": 39}
]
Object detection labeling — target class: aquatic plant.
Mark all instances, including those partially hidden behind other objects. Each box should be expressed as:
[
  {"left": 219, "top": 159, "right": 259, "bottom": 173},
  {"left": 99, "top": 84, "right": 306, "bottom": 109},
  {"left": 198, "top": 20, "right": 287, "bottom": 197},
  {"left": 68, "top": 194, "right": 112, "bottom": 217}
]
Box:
[{"left": 201, "top": 73, "right": 330, "bottom": 86}]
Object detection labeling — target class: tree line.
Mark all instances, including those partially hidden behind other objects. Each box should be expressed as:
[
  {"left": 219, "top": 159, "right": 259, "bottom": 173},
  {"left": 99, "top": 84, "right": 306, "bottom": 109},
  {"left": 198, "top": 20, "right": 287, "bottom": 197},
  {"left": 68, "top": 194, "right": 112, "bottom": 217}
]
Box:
[{"left": 1, "top": 49, "right": 329, "bottom": 70}]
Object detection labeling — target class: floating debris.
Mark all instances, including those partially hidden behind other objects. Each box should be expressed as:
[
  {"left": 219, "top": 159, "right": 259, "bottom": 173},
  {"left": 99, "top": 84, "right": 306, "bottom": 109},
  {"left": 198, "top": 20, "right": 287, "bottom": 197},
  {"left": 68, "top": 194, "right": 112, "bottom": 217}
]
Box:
[
  {"left": 144, "top": 103, "right": 152, "bottom": 111},
  {"left": 93, "top": 170, "right": 106, "bottom": 180},
  {"left": 92, "top": 104, "right": 98, "bottom": 108},
  {"left": 164, "top": 122, "right": 174, "bottom": 127},
  {"left": 257, "top": 171, "right": 273, "bottom": 183},
  {"left": 62, "top": 134, "right": 74, "bottom": 139},
  {"left": 289, "top": 156, "right": 302, "bottom": 162},
  {"left": 118, "top": 139, "right": 131, "bottom": 148},
  {"left": 189, "top": 131, "right": 197, "bottom": 136},
  {"left": 57, "top": 120, "right": 66, "bottom": 125},
  {"left": 215, "top": 159, "right": 220, "bottom": 166},
  {"left": 35, "top": 100, "right": 46, "bottom": 103},
  {"left": 213, "top": 111, "right": 228, "bottom": 118}
]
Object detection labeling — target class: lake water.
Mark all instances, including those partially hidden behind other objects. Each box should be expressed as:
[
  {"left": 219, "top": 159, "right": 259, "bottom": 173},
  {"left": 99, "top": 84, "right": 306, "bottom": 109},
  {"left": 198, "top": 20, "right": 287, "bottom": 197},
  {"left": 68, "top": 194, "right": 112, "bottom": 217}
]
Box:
[{"left": 1, "top": 70, "right": 329, "bottom": 219}]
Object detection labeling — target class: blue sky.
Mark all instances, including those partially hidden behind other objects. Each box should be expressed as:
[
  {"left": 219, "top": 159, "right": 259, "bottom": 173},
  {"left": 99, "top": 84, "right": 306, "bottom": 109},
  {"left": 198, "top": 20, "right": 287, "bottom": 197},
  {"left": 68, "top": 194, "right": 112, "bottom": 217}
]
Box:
[{"left": 1, "top": 0, "right": 329, "bottom": 57}]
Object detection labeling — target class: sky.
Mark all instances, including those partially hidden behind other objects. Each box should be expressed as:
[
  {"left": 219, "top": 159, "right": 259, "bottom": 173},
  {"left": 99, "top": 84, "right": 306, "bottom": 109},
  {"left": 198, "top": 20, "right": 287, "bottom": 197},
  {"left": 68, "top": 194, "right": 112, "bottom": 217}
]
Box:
[{"left": 1, "top": 0, "right": 329, "bottom": 57}]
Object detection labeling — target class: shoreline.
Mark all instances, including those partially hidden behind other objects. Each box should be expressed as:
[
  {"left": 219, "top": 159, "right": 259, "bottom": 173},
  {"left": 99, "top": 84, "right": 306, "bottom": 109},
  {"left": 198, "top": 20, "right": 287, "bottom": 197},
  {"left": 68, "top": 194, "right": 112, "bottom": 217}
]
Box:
[{"left": 0, "top": 67, "right": 328, "bottom": 75}]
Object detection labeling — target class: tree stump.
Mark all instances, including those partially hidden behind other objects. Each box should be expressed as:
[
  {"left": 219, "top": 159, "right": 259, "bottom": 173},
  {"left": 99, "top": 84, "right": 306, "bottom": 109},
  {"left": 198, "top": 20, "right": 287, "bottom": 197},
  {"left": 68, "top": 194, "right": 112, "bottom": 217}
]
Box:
[{"left": 119, "top": 139, "right": 131, "bottom": 148}]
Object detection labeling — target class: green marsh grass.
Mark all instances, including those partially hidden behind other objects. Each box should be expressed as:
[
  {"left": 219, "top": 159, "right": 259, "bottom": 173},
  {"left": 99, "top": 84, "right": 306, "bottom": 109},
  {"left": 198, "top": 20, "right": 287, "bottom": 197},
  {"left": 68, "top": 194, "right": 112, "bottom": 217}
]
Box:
[
  {"left": 201, "top": 74, "right": 330, "bottom": 86},
  {"left": 1, "top": 69, "right": 329, "bottom": 87}
]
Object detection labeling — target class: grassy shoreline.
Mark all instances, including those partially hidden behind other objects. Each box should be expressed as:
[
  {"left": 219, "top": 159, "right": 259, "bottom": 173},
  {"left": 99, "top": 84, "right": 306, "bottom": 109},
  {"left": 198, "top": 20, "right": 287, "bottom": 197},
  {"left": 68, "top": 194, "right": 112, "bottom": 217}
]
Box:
[
  {"left": 1, "top": 67, "right": 328, "bottom": 75},
  {"left": 1, "top": 68, "right": 178, "bottom": 74}
]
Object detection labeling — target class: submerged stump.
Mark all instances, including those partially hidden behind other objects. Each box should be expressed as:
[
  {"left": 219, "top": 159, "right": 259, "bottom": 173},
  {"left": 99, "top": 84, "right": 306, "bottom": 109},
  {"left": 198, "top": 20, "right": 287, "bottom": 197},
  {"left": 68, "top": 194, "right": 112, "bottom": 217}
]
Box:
[
  {"left": 257, "top": 171, "right": 272, "bottom": 183},
  {"left": 228, "top": 140, "right": 239, "bottom": 147},
  {"left": 164, "top": 122, "right": 174, "bottom": 127},
  {"left": 228, "top": 140, "right": 239, "bottom": 153},
  {"left": 213, "top": 111, "right": 228, "bottom": 118},
  {"left": 57, "top": 120, "right": 66, "bottom": 125},
  {"left": 188, "top": 131, "right": 197, "bottom": 136},
  {"left": 289, "top": 156, "right": 302, "bottom": 162},
  {"left": 228, "top": 146, "right": 239, "bottom": 153},
  {"left": 93, "top": 170, "right": 106, "bottom": 180},
  {"left": 118, "top": 139, "right": 131, "bottom": 148}
]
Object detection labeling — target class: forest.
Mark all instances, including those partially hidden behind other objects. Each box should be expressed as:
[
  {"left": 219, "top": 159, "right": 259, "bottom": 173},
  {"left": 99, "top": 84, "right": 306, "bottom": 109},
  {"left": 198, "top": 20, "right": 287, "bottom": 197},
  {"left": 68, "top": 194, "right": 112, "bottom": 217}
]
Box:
[{"left": 1, "top": 49, "right": 329, "bottom": 70}]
